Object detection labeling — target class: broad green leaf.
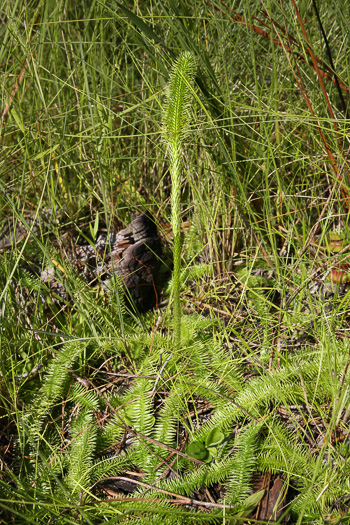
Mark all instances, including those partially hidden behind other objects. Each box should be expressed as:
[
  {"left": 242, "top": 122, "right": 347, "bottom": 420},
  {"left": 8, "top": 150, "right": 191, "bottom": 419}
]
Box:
[
  {"left": 33, "top": 143, "right": 59, "bottom": 160},
  {"left": 116, "top": 2, "right": 163, "bottom": 45},
  {"left": 11, "top": 108, "right": 25, "bottom": 133},
  {"left": 206, "top": 446, "right": 218, "bottom": 457},
  {"left": 90, "top": 212, "right": 99, "bottom": 240},
  {"left": 205, "top": 427, "right": 225, "bottom": 447},
  {"left": 235, "top": 489, "right": 265, "bottom": 518},
  {"left": 187, "top": 441, "right": 209, "bottom": 461}
]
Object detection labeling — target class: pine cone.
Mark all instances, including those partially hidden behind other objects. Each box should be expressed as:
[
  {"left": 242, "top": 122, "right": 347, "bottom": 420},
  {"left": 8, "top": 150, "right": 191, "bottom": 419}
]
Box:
[
  {"left": 105, "top": 212, "right": 163, "bottom": 311},
  {"left": 3, "top": 211, "right": 164, "bottom": 314}
]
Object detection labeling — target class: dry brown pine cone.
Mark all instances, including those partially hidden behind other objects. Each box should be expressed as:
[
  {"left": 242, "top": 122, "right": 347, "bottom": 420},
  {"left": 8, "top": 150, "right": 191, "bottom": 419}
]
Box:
[{"left": 1, "top": 211, "right": 164, "bottom": 313}]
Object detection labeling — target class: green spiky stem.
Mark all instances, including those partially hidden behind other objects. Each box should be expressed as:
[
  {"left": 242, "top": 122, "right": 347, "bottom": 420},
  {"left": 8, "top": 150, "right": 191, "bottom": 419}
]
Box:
[
  {"left": 162, "top": 52, "right": 196, "bottom": 350},
  {"left": 170, "top": 144, "right": 182, "bottom": 350}
]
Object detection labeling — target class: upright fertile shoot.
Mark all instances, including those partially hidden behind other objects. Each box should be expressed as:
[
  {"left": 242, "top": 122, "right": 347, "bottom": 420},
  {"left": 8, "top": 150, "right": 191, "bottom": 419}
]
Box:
[{"left": 162, "top": 52, "right": 196, "bottom": 349}]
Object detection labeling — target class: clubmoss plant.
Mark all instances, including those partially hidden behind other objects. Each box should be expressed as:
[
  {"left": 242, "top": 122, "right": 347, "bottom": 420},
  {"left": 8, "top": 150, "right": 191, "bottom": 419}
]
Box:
[{"left": 162, "top": 51, "right": 197, "bottom": 349}]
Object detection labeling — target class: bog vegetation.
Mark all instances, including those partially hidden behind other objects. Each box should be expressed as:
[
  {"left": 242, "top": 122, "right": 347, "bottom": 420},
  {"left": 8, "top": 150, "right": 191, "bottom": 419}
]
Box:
[{"left": 1, "top": 1, "right": 350, "bottom": 523}]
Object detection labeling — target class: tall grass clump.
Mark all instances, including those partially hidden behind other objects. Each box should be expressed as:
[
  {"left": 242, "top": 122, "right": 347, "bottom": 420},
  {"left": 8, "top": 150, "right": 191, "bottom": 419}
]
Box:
[{"left": 162, "top": 52, "right": 197, "bottom": 349}]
